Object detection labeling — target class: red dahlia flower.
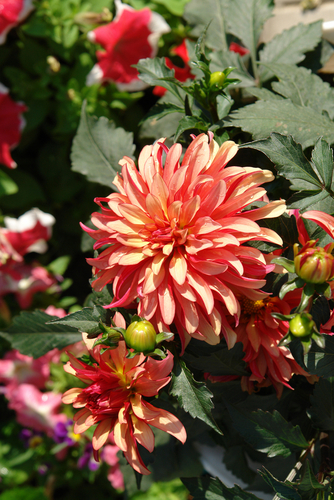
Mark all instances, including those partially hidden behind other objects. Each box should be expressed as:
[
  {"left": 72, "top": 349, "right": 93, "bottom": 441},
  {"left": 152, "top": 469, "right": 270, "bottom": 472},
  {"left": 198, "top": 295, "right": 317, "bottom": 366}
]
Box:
[
  {"left": 0, "top": 0, "right": 34, "bottom": 45},
  {"left": 62, "top": 315, "right": 186, "bottom": 475},
  {"left": 234, "top": 292, "right": 308, "bottom": 397},
  {"left": 0, "top": 83, "right": 26, "bottom": 168},
  {"left": 86, "top": 0, "right": 170, "bottom": 90},
  {"left": 83, "top": 134, "right": 286, "bottom": 350}
]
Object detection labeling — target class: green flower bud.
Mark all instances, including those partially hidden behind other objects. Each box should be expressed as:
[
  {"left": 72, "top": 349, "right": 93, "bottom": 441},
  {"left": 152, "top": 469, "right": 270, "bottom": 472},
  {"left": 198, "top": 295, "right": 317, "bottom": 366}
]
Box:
[
  {"left": 294, "top": 241, "right": 334, "bottom": 284},
  {"left": 209, "top": 71, "right": 226, "bottom": 87},
  {"left": 124, "top": 320, "right": 157, "bottom": 353},
  {"left": 289, "top": 313, "right": 315, "bottom": 338}
]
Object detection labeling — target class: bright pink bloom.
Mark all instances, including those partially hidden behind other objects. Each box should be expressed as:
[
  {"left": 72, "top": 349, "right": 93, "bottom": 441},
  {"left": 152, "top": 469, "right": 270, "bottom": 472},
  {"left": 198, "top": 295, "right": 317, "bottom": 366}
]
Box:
[
  {"left": 83, "top": 134, "right": 285, "bottom": 350},
  {"left": 0, "top": 83, "right": 26, "bottom": 168},
  {"left": 103, "top": 435, "right": 124, "bottom": 490},
  {"left": 8, "top": 383, "right": 66, "bottom": 436},
  {"left": 0, "top": 0, "right": 34, "bottom": 44},
  {"left": 0, "top": 261, "right": 57, "bottom": 308},
  {"left": 44, "top": 305, "right": 67, "bottom": 318},
  {"left": 0, "top": 348, "right": 59, "bottom": 396},
  {"left": 62, "top": 314, "right": 186, "bottom": 475},
  {"left": 234, "top": 292, "right": 308, "bottom": 397},
  {"left": 86, "top": 0, "right": 170, "bottom": 90},
  {"left": 229, "top": 42, "right": 250, "bottom": 56},
  {"left": 153, "top": 40, "right": 194, "bottom": 97},
  {"left": 1, "top": 208, "right": 55, "bottom": 260}
]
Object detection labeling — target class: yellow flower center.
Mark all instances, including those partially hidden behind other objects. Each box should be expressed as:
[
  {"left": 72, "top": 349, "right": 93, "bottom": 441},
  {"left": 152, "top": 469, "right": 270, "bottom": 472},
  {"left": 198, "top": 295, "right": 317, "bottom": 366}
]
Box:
[{"left": 239, "top": 297, "right": 266, "bottom": 316}]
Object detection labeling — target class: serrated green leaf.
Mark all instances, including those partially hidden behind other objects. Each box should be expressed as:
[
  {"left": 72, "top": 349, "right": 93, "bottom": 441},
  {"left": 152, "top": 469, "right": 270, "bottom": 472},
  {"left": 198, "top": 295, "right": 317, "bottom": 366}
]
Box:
[
  {"left": 259, "top": 468, "right": 302, "bottom": 500},
  {"left": 153, "top": 0, "right": 191, "bottom": 15},
  {"left": 174, "top": 116, "right": 208, "bottom": 141},
  {"left": 296, "top": 461, "right": 327, "bottom": 497},
  {"left": 288, "top": 189, "right": 334, "bottom": 213},
  {"left": 183, "top": 0, "right": 229, "bottom": 52},
  {"left": 311, "top": 137, "right": 334, "bottom": 189},
  {"left": 182, "top": 476, "right": 262, "bottom": 500},
  {"left": 226, "top": 405, "right": 308, "bottom": 458},
  {"left": 141, "top": 102, "right": 185, "bottom": 126},
  {"left": 0, "top": 169, "right": 18, "bottom": 197},
  {"left": 71, "top": 102, "right": 135, "bottom": 189},
  {"left": 183, "top": 342, "right": 247, "bottom": 376},
  {"left": 240, "top": 133, "right": 321, "bottom": 189},
  {"left": 228, "top": 0, "right": 274, "bottom": 72},
  {"left": 303, "top": 335, "right": 334, "bottom": 378},
  {"left": 48, "top": 305, "right": 107, "bottom": 334},
  {"left": 259, "top": 21, "right": 322, "bottom": 82},
  {"left": 135, "top": 58, "right": 183, "bottom": 102},
  {"left": 229, "top": 99, "right": 334, "bottom": 149},
  {"left": 308, "top": 378, "right": 334, "bottom": 432},
  {"left": 248, "top": 87, "right": 283, "bottom": 101},
  {"left": 0, "top": 311, "right": 81, "bottom": 358},
  {"left": 170, "top": 358, "right": 222, "bottom": 435},
  {"left": 263, "top": 64, "right": 334, "bottom": 119},
  {"left": 210, "top": 50, "right": 255, "bottom": 89}
]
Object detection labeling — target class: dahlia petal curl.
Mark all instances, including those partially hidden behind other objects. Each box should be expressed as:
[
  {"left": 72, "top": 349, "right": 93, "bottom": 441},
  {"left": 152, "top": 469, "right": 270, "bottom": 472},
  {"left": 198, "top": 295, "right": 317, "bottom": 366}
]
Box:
[{"left": 82, "top": 134, "right": 286, "bottom": 350}]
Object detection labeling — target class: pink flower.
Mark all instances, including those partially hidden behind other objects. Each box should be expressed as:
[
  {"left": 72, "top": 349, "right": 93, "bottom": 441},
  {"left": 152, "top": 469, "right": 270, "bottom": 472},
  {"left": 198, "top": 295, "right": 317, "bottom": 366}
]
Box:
[
  {"left": 44, "top": 305, "right": 67, "bottom": 318},
  {"left": 86, "top": 0, "right": 170, "bottom": 90},
  {"left": 1, "top": 208, "right": 55, "bottom": 260},
  {"left": 0, "top": 83, "right": 26, "bottom": 168},
  {"left": 62, "top": 313, "right": 186, "bottom": 475},
  {"left": 0, "top": 348, "right": 59, "bottom": 396},
  {"left": 8, "top": 383, "right": 66, "bottom": 436},
  {"left": 83, "top": 134, "right": 285, "bottom": 350},
  {"left": 0, "top": 0, "right": 34, "bottom": 45},
  {"left": 0, "top": 261, "right": 57, "bottom": 308},
  {"left": 102, "top": 435, "right": 124, "bottom": 490},
  {"left": 153, "top": 40, "right": 194, "bottom": 97}
]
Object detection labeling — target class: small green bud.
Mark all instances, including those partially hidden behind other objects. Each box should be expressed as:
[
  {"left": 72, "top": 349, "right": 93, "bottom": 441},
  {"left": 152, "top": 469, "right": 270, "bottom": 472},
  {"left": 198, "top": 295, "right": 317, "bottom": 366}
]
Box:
[
  {"left": 209, "top": 71, "right": 226, "bottom": 87},
  {"left": 289, "top": 313, "right": 315, "bottom": 338},
  {"left": 124, "top": 320, "right": 157, "bottom": 353}
]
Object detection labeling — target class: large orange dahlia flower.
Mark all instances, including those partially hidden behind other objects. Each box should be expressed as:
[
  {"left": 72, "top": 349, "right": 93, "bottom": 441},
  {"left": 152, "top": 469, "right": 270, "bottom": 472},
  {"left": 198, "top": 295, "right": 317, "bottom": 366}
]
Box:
[
  {"left": 83, "top": 134, "right": 286, "bottom": 350},
  {"left": 62, "top": 313, "right": 186, "bottom": 475}
]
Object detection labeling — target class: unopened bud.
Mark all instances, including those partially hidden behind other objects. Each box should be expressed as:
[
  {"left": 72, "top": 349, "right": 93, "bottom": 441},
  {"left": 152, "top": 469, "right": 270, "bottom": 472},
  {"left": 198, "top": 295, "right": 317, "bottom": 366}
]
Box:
[
  {"left": 294, "top": 241, "right": 334, "bottom": 284},
  {"left": 47, "top": 56, "right": 61, "bottom": 73},
  {"left": 289, "top": 313, "right": 315, "bottom": 338},
  {"left": 124, "top": 320, "right": 157, "bottom": 353},
  {"left": 209, "top": 71, "right": 226, "bottom": 87}
]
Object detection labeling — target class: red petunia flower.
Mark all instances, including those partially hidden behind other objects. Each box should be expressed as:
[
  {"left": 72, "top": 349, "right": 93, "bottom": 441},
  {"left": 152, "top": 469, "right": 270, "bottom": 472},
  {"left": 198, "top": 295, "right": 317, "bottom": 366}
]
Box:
[
  {"left": 229, "top": 42, "right": 250, "bottom": 56},
  {"left": 0, "top": 0, "right": 34, "bottom": 45},
  {"left": 86, "top": 0, "right": 170, "bottom": 91},
  {"left": 62, "top": 313, "right": 186, "bottom": 475},
  {"left": 153, "top": 40, "right": 194, "bottom": 97},
  {"left": 83, "top": 133, "right": 286, "bottom": 350},
  {"left": 0, "top": 83, "right": 27, "bottom": 168}
]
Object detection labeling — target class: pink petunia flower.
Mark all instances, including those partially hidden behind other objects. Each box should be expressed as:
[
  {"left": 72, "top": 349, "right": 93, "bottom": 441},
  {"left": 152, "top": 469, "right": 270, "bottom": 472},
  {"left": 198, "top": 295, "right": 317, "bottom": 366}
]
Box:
[
  {"left": 62, "top": 313, "right": 186, "bottom": 475},
  {"left": 83, "top": 133, "right": 286, "bottom": 350},
  {"left": 0, "top": 0, "right": 34, "bottom": 45},
  {"left": 0, "top": 261, "right": 57, "bottom": 308},
  {"left": 102, "top": 434, "right": 124, "bottom": 490},
  {"left": 8, "top": 383, "right": 67, "bottom": 436},
  {"left": 0, "top": 83, "right": 27, "bottom": 168},
  {"left": 1, "top": 207, "right": 55, "bottom": 260},
  {"left": 0, "top": 348, "right": 60, "bottom": 396},
  {"left": 153, "top": 40, "right": 194, "bottom": 97},
  {"left": 86, "top": 0, "right": 170, "bottom": 90}
]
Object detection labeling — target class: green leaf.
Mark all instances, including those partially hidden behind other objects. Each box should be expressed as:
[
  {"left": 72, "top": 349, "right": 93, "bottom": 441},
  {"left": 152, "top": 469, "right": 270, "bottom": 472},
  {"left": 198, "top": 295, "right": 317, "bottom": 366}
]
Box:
[
  {"left": 135, "top": 58, "right": 184, "bottom": 102},
  {"left": 0, "top": 311, "right": 81, "bottom": 358},
  {"left": 184, "top": 0, "right": 229, "bottom": 52},
  {"left": 174, "top": 116, "right": 208, "bottom": 141},
  {"left": 47, "top": 255, "right": 71, "bottom": 276},
  {"left": 259, "top": 468, "right": 302, "bottom": 500},
  {"left": 170, "top": 358, "right": 222, "bottom": 435},
  {"left": 0, "top": 169, "right": 18, "bottom": 197},
  {"left": 183, "top": 342, "right": 248, "bottom": 376},
  {"left": 226, "top": 405, "right": 308, "bottom": 457},
  {"left": 311, "top": 137, "right": 334, "bottom": 189},
  {"left": 263, "top": 64, "right": 334, "bottom": 119},
  {"left": 153, "top": 0, "right": 191, "bottom": 16},
  {"left": 303, "top": 335, "right": 334, "bottom": 378},
  {"left": 182, "top": 476, "right": 262, "bottom": 500},
  {"left": 228, "top": 99, "right": 334, "bottom": 149},
  {"left": 210, "top": 50, "right": 255, "bottom": 89},
  {"left": 259, "top": 21, "right": 322, "bottom": 82},
  {"left": 296, "top": 461, "right": 327, "bottom": 497},
  {"left": 308, "top": 378, "right": 334, "bottom": 432},
  {"left": 228, "top": 0, "right": 274, "bottom": 63},
  {"left": 141, "top": 102, "right": 185, "bottom": 125},
  {"left": 71, "top": 102, "right": 135, "bottom": 189},
  {"left": 0, "top": 487, "right": 48, "bottom": 500},
  {"left": 48, "top": 305, "right": 107, "bottom": 335}
]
